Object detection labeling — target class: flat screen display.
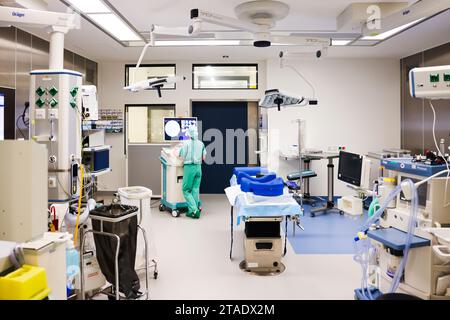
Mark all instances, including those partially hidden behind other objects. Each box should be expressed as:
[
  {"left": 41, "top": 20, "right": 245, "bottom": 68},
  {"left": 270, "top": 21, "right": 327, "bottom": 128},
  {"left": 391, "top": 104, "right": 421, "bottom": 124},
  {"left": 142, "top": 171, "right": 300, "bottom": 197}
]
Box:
[
  {"left": 164, "top": 117, "right": 197, "bottom": 141},
  {"left": 338, "top": 151, "right": 363, "bottom": 187},
  {"left": 0, "top": 93, "right": 4, "bottom": 141}
]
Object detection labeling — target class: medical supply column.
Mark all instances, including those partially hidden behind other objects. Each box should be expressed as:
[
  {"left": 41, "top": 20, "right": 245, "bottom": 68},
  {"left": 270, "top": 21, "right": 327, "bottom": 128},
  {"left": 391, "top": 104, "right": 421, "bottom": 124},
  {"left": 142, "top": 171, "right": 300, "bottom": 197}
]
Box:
[{"left": 29, "top": 70, "right": 83, "bottom": 203}]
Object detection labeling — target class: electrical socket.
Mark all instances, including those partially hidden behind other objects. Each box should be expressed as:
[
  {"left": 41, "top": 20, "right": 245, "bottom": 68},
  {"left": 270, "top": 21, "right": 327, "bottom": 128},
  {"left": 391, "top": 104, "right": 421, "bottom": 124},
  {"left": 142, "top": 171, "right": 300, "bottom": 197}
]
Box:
[{"left": 48, "top": 176, "right": 57, "bottom": 188}]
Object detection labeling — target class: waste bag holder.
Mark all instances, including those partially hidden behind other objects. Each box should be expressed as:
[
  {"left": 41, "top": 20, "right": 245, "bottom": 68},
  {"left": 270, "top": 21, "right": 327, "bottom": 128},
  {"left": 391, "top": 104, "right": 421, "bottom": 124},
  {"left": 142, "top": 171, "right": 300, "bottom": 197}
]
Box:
[{"left": 80, "top": 205, "right": 149, "bottom": 300}]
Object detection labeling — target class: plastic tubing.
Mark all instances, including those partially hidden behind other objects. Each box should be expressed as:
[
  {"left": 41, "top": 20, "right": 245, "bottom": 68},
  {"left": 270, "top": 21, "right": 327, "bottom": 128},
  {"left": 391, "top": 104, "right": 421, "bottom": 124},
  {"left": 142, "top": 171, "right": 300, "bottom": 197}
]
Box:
[
  {"left": 354, "top": 179, "right": 419, "bottom": 299},
  {"left": 389, "top": 179, "right": 418, "bottom": 293},
  {"left": 353, "top": 182, "right": 403, "bottom": 299},
  {"left": 368, "top": 183, "right": 380, "bottom": 218},
  {"left": 65, "top": 206, "right": 90, "bottom": 227},
  {"left": 360, "top": 184, "right": 403, "bottom": 232},
  {"left": 353, "top": 239, "right": 376, "bottom": 300},
  {"left": 73, "top": 165, "right": 84, "bottom": 246}
]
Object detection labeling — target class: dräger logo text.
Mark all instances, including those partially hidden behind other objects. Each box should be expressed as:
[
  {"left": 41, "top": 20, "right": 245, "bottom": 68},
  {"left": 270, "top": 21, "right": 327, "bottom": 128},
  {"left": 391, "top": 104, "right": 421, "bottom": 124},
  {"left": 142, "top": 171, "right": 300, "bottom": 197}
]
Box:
[{"left": 12, "top": 11, "right": 25, "bottom": 18}]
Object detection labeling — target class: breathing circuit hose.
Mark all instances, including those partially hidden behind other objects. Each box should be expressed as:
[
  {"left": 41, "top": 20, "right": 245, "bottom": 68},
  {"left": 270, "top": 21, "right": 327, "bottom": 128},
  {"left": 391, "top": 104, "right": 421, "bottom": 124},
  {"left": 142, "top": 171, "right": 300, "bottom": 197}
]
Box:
[
  {"left": 354, "top": 179, "right": 418, "bottom": 299},
  {"left": 73, "top": 165, "right": 85, "bottom": 246}
]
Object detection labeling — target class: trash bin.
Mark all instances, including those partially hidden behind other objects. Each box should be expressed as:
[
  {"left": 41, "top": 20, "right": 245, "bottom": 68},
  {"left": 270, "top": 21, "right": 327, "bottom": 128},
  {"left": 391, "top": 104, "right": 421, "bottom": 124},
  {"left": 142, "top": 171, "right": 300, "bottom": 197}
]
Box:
[
  {"left": 118, "top": 187, "right": 156, "bottom": 271},
  {"left": 90, "top": 204, "right": 140, "bottom": 299}
]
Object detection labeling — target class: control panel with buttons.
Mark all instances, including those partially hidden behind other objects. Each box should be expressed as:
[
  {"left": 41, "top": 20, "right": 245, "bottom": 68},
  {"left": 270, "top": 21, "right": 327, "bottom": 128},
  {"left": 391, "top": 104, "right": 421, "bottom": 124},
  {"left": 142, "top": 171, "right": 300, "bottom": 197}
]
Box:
[
  {"left": 409, "top": 65, "right": 450, "bottom": 99},
  {"left": 30, "top": 71, "right": 82, "bottom": 202}
]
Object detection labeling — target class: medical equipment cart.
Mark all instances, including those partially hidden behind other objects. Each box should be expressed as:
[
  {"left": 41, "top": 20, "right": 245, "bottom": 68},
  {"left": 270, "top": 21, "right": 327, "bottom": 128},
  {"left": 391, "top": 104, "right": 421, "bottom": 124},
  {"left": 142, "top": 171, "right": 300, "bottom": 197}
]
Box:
[
  {"left": 159, "top": 147, "right": 202, "bottom": 217},
  {"left": 159, "top": 147, "right": 188, "bottom": 217},
  {"left": 80, "top": 204, "right": 149, "bottom": 300}
]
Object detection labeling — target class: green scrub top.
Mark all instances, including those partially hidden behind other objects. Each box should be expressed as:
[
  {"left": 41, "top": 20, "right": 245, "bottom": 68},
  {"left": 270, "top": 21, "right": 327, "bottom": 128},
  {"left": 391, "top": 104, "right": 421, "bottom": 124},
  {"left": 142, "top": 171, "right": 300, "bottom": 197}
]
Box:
[{"left": 179, "top": 127, "right": 206, "bottom": 165}]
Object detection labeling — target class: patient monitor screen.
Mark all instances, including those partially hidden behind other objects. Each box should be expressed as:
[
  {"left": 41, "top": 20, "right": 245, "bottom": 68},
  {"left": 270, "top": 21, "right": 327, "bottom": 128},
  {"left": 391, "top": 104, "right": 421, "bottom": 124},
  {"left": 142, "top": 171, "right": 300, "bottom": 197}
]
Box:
[
  {"left": 338, "top": 151, "right": 363, "bottom": 187},
  {"left": 164, "top": 117, "right": 197, "bottom": 141}
]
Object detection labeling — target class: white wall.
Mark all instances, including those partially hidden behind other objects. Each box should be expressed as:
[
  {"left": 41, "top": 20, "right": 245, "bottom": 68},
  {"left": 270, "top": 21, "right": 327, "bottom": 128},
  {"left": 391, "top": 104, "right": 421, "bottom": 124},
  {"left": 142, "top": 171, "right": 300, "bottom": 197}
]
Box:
[
  {"left": 265, "top": 58, "right": 401, "bottom": 196},
  {"left": 97, "top": 60, "right": 266, "bottom": 191}
]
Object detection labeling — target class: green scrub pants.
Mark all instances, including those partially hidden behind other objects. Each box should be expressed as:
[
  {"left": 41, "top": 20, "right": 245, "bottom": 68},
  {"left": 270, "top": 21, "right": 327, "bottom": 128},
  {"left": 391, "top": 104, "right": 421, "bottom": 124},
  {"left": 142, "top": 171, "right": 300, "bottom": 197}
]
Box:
[{"left": 182, "top": 164, "right": 202, "bottom": 218}]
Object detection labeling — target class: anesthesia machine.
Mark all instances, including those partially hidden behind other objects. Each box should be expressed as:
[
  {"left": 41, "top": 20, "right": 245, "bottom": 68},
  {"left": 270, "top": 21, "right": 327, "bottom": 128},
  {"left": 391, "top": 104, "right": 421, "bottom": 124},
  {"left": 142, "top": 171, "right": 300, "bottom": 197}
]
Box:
[{"left": 354, "top": 65, "right": 450, "bottom": 300}]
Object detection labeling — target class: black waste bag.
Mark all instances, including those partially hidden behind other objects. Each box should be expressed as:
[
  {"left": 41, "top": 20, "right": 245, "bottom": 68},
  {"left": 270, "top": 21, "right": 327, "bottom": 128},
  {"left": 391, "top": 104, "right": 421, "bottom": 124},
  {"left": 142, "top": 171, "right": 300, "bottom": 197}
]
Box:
[{"left": 91, "top": 204, "right": 140, "bottom": 299}]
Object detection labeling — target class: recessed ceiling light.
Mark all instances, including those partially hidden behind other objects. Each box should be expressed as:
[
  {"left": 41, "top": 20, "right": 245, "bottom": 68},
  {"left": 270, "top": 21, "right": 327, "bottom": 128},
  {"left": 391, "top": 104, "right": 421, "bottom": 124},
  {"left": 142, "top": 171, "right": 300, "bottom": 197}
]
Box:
[
  {"left": 154, "top": 40, "right": 240, "bottom": 46},
  {"left": 331, "top": 39, "right": 352, "bottom": 46},
  {"left": 65, "top": 0, "right": 111, "bottom": 13},
  {"left": 362, "top": 18, "right": 425, "bottom": 40},
  {"left": 87, "top": 13, "right": 141, "bottom": 41}
]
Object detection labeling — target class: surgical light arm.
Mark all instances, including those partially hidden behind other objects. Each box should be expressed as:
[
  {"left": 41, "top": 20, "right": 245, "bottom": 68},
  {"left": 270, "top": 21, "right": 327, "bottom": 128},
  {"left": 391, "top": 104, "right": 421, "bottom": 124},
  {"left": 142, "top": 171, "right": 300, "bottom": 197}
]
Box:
[{"left": 124, "top": 76, "right": 186, "bottom": 97}]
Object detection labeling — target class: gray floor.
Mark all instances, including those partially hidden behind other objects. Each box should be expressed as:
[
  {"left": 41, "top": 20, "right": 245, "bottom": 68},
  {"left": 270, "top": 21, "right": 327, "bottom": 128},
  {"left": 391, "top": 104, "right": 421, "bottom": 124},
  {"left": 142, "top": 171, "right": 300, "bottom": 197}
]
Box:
[{"left": 138, "top": 194, "right": 361, "bottom": 300}]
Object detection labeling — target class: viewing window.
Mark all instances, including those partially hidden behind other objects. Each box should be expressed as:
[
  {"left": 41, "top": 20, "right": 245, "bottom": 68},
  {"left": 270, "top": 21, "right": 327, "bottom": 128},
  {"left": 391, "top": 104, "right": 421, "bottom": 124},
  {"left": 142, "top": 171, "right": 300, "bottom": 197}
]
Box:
[
  {"left": 125, "top": 64, "right": 176, "bottom": 89},
  {"left": 192, "top": 64, "right": 258, "bottom": 90},
  {"left": 126, "top": 105, "right": 175, "bottom": 144}
]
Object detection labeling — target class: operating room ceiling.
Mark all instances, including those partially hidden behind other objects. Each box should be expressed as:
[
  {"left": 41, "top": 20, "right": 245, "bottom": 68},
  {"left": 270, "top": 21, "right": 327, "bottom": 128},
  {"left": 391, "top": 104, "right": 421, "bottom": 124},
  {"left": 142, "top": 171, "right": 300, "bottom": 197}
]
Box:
[{"left": 16, "top": 0, "right": 450, "bottom": 62}]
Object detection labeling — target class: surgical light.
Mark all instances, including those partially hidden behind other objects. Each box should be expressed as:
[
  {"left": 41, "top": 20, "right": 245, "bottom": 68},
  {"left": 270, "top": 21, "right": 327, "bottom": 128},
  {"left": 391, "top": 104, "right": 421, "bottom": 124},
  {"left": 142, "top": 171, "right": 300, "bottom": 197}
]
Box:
[
  {"left": 87, "top": 13, "right": 141, "bottom": 41},
  {"left": 259, "top": 89, "right": 316, "bottom": 111},
  {"left": 362, "top": 18, "right": 425, "bottom": 41},
  {"left": 65, "top": 0, "right": 111, "bottom": 13}
]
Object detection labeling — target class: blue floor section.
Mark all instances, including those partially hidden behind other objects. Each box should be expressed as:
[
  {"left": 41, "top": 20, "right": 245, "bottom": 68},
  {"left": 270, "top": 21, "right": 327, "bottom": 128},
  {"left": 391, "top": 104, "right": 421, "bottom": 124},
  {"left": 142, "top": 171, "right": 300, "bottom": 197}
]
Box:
[{"left": 286, "top": 197, "right": 369, "bottom": 254}]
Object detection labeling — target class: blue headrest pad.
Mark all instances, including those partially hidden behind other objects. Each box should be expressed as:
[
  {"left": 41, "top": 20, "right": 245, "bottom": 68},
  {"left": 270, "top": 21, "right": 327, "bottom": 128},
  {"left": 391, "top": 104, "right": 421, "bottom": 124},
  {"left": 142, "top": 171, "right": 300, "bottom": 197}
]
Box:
[
  {"left": 233, "top": 167, "right": 268, "bottom": 177},
  {"left": 251, "top": 178, "right": 285, "bottom": 197},
  {"left": 240, "top": 177, "right": 253, "bottom": 193},
  {"left": 237, "top": 172, "right": 277, "bottom": 185},
  {"left": 240, "top": 177, "right": 285, "bottom": 197}
]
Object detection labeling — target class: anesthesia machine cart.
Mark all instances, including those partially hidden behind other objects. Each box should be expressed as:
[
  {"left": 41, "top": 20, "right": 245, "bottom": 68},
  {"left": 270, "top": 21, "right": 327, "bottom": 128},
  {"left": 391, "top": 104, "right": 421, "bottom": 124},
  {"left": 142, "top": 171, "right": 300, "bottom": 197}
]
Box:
[{"left": 159, "top": 146, "right": 189, "bottom": 217}]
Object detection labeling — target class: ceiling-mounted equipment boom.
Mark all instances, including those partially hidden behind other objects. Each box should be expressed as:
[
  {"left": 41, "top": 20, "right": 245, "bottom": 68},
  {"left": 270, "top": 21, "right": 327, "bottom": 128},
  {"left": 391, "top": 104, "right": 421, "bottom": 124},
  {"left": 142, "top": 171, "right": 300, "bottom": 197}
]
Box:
[
  {"left": 0, "top": 4, "right": 80, "bottom": 69},
  {"left": 361, "top": 0, "right": 450, "bottom": 37},
  {"left": 189, "top": 1, "right": 330, "bottom": 48}
]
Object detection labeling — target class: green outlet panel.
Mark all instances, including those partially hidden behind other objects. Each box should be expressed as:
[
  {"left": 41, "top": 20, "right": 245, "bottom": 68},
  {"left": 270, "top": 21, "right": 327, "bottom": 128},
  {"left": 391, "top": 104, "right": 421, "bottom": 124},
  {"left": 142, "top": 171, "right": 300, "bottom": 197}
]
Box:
[
  {"left": 444, "top": 73, "right": 450, "bottom": 82},
  {"left": 49, "top": 86, "right": 58, "bottom": 96},
  {"left": 36, "top": 98, "right": 45, "bottom": 108},
  {"left": 430, "top": 74, "right": 440, "bottom": 83},
  {"left": 35, "top": 87, "right": 46, "bottom": 96},
  {"left": 70, "top": 87, "right": 79, "bottom": 97},
  {"left": 50, "top": 98, "right": 58, "bottom": 108}
]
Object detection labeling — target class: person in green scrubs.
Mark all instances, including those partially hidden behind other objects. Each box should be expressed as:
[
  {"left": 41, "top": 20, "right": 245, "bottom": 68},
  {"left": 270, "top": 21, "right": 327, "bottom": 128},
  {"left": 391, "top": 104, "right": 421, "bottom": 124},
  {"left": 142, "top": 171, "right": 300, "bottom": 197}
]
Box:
[{"left": 178, "top": 126, "right": 206, "bottom": 219}]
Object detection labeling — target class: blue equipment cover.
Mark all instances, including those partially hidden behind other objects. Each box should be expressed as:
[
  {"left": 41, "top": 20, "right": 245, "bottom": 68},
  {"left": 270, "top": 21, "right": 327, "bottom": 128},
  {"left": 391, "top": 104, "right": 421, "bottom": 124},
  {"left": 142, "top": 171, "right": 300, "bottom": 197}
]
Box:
[
  {"left": 381, "top": 158, "right": 448, "bottom": 177},
  {"left": 234, "top": 192, "right": 301, "bottom": 224},
  {"left": 233, "top": 167, "right": 268, "bottom": 177},
  {"left": 367, "top": 228, "right": 430, "bottom": 251},
  {"left": 236, "top": 171, "right": 276, "bottom": 185},
  {"left": 241, "top": 177, "right": 285, "bottom": 196}
]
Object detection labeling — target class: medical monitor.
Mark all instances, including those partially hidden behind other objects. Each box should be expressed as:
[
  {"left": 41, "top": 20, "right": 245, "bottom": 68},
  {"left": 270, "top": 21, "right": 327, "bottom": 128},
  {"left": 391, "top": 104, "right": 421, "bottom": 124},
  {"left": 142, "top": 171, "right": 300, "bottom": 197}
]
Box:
[
  {"left": 0, "top": 87, "right": 15, "bottom": 140},
  {"left": 164, "top": 117, "right": 197, "bottom": 141},
  {"left": 338, "top": 151, "right": 363, "bottom": 187},
  {"left": 338, "top": 151, "right": 371, "bottom": 189}
]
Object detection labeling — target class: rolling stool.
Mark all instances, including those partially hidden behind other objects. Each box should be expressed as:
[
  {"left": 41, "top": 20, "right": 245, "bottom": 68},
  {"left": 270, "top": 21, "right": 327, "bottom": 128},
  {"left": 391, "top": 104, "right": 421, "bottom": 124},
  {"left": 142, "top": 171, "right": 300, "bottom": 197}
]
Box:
[{"left": 286, "top": 168, "right": 317, "bottom": 207}]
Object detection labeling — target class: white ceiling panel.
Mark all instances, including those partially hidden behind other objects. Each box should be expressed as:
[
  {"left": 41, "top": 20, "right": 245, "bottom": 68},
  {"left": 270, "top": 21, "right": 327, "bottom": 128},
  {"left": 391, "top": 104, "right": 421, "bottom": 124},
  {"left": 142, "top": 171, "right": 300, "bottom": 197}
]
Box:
[{"left": 14, "top": 1, "right": 450, "bottom": 62}]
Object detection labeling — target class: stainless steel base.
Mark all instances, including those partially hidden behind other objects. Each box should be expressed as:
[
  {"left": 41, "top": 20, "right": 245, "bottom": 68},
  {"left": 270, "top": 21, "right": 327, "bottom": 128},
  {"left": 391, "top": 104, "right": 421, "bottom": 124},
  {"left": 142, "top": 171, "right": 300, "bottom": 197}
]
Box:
[{"left": 239, "top": 260, "right": 286, "bottom": 276}]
